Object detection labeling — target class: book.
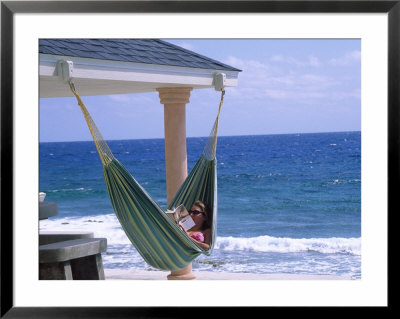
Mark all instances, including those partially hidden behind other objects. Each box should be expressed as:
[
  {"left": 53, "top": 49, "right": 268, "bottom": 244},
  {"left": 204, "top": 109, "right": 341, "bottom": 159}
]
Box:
[{"left": 165, "top": 204, "right": 196, "bottom": 231}]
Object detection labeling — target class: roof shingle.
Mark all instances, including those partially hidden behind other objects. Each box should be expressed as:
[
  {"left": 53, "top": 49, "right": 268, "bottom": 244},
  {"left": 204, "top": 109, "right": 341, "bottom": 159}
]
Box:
[{"left": 39, "top": 39, "right": 241, "bottom": 72}]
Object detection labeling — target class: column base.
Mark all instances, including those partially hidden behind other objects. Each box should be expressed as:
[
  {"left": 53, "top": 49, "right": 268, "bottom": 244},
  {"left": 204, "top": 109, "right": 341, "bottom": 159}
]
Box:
[
  {"left": 167, "top": 264, "right": 196, "bottom": 280},
  {"left": 167, "top": 273, "right": 196, "bottom": 280}
]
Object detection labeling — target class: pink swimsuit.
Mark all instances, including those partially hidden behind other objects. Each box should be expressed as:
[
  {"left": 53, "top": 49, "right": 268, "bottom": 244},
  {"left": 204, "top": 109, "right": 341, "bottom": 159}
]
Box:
[{"left": 190, "top": 232, "right": 204, "bottom": 243}]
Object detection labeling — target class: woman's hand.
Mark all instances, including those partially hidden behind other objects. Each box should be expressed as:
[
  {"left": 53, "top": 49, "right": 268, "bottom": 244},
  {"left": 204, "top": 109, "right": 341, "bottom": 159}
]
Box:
[{"left": 179, "top": 225, "right": 194, "bottom": 239}]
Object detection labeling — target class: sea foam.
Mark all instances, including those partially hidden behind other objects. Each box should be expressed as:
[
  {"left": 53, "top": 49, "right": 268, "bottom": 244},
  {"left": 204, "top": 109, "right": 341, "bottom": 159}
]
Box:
[
  {"left": 215, "top": 235, "right": 360, "bottom": 255},
  {"left": 40, "top": 214, "right": 360, "bottom": 255}
]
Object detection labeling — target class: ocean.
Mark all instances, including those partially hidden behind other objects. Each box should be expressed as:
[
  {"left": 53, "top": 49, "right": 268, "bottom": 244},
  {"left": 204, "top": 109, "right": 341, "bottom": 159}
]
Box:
[{"left": 39, "top": 132, "right": 361, "bottom": 279}]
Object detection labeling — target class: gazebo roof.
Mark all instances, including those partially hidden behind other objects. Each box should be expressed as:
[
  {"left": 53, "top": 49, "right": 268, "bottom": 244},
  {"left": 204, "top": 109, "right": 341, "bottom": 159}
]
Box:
[
  {"left": 40, "top": 39, "right": 241, "bottom": 72},
  {"left": 39, "top": 39, "right": 241, "bottom": 98}
]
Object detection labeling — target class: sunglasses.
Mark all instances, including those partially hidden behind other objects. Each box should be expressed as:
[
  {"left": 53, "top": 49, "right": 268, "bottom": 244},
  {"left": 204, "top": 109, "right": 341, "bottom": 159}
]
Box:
[{"left": 189, "top": 210, "right": 205, "bottom": 216}]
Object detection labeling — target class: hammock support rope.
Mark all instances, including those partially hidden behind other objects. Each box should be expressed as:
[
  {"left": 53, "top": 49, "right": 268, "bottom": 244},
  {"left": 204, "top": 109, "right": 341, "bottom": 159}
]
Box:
[{"left": 69, "top": 82, "right": 224, "bottom": 271}]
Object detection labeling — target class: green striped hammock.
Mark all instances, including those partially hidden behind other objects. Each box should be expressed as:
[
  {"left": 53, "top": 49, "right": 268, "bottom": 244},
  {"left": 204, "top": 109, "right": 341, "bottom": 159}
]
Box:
[{"left": 69, "top": 83, "right": 225, "bottom": 271}]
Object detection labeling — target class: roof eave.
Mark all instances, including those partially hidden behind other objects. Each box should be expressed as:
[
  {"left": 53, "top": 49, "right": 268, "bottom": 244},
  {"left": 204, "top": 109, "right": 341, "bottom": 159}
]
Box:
[{"left": 39, "top": 54, "right": 240, "bottom": 98}]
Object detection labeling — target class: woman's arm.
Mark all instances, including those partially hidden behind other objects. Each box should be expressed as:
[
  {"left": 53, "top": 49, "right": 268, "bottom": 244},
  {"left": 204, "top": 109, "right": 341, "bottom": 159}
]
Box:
[{"left": 191, "top": 239, "right": 210, "bottom": 251}]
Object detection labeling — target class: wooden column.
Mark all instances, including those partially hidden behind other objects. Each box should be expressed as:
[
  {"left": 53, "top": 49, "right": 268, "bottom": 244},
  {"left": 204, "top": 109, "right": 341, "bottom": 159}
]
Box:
[{"left": 157, "top": 87, "right": 196, "bottom": 280}]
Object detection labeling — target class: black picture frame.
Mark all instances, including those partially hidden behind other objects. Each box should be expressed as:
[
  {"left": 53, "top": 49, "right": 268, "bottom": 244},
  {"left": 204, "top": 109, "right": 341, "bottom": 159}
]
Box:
[{"left": 1, "top": 1, "right": 395, "bottom": 317}]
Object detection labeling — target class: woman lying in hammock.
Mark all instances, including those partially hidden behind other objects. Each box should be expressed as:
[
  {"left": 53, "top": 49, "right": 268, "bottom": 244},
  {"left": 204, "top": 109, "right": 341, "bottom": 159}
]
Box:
[{"left": 179, "top": 200, "right": 211, "bottom": 250}]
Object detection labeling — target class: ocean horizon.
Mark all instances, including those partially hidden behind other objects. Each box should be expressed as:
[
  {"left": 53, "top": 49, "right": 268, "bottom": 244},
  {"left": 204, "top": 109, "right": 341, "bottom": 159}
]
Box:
[
  {"left": 39, "top": 131, "right": 361, "bottom": 279},
  {"left": 40, "top": 130, "right": 360, "bottom": 143}
]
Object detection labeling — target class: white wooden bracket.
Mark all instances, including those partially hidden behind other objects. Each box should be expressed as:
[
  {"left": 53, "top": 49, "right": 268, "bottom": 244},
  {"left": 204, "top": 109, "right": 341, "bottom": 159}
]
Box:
[
  {"left": 214, "top": 72, "right": 226, "bottom": 91},
  {"left": 57, "top": 60, "right": 74, "bottom": 83}
]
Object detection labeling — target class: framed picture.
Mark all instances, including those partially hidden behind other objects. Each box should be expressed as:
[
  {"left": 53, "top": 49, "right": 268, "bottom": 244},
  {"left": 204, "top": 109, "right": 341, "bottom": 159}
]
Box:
[{"left": 1, "top": 0, "right": 395, "bottom": 316}]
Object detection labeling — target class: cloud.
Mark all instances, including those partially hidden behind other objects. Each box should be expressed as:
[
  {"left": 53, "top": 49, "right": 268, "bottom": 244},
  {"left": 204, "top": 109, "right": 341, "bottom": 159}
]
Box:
[
  {"left": 308, "top": 56, "right": 321, "bottom": 67},
  {"left": 265, "top": 89, "right": 289, "bottom": 99},
  {"left": 329, "top": 50, "right": 361, "bottom": 66},
  {"left": 331, "top": 89, "right": 361, "bottom": 100},
  {"left": 300, "top": 74, "right": 340, "bottom": 88},
  {"left": 224, "top": 56, "right": 356, "bottom": 104},
  {"left": 270, "top": 55, "right": 321, "bottom": 67},
  {"left": 225, "top": 56, "right": 271, "bottom": 72}
]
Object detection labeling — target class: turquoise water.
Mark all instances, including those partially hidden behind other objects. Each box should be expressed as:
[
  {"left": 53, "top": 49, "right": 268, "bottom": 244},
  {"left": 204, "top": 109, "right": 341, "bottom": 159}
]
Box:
[{"left": 39, "top": 132, "right": 361, "bottom": 278}]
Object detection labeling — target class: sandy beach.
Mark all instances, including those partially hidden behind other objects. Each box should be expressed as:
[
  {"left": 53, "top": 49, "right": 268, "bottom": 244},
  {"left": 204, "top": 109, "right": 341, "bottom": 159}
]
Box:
[{"left": 104, "top": 268, "right": 352, "bottom": 280}]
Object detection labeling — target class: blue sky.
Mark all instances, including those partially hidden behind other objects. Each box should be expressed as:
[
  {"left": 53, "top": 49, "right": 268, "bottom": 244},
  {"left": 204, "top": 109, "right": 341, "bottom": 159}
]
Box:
[{"left": 40, "top": 39, "right": 361, "bottom": 142}]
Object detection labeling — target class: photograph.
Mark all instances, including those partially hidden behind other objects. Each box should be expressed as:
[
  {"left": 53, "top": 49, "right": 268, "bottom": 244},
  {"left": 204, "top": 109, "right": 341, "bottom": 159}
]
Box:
[{"left": 38, "top": 38, "right": 361, "bottom": 281}]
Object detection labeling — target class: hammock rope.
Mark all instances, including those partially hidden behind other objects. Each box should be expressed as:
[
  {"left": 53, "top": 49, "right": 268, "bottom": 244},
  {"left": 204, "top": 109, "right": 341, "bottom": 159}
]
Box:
[{"left": 69, "top": 82, "right": 224, "bottom": 271}]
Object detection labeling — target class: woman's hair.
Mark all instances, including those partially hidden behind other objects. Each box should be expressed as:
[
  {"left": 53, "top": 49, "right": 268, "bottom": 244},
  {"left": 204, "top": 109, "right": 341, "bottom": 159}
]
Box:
[{"left": 193, "top": 200, "right": 211, "bottom": 230}]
